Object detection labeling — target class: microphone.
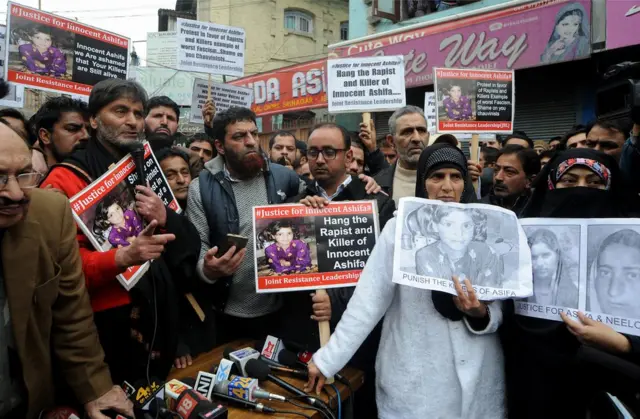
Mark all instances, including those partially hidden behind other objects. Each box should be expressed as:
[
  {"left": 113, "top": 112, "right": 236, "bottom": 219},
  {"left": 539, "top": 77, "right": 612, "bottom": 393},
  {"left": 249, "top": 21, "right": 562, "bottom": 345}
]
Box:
[
  {"left": 224, "top": 347, "right": 260, "bottom": 377},
  {"left": 194, "top": 371, "right": 216, "bottom": 400},
  {"left": 129, "top": 143, "right": 146, "bottom": 187},
  {"left": 129, "top": 378, "right": 165, "bottom": 413},
  {"left": 260, "top": 335, "right": 287, "bottom": 361},
  {"left": 215, "top": 357, "right": 239, "bottom": 383},
  {"left": 245, "top": 358, "right": 333, "bottom": 416},
  {"left": 278, "top": 349, "right": 347, "bottom": 383},
  {"left": 175, "top": 389, "right": 228, "bottom": 419}
]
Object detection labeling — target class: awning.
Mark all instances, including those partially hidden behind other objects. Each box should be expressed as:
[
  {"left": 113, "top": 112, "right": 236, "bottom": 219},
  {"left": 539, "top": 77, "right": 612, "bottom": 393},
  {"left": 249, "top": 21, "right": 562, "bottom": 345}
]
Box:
[
  {"left": 328, "top": 0, "right": 592, "bottom": 88},
  {"left": 230, "top": 59, "right": 328, "bottom": 117}
]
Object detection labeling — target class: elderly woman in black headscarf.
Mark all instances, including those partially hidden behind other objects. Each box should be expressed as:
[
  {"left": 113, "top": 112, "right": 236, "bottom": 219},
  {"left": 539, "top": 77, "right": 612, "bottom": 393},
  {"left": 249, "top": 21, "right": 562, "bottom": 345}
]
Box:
[
  {"left": 304, "top": 144, "right": 506, "bottom": 419},
  {"left": 503, "top": 148, "right": 640, "bottom": 418}
]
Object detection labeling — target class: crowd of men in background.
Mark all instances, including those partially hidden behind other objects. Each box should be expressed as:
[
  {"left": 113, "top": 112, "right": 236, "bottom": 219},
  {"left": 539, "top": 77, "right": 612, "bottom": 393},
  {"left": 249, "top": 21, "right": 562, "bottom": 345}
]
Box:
[{"left": 1, "top": 76, "right": 639, "bottom": 418}]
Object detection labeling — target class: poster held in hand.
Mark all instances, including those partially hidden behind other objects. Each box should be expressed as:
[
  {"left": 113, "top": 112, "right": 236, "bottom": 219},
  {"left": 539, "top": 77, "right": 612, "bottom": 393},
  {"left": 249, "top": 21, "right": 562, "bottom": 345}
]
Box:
[
  {"left": 423, "top": 92, "right": 436, "bottom": 135},
  {"left": 327, "top": 55, "right": 405, "bottom": 113},
  {"left": 392, "top": 197, "right": 533, "bottom": 300},
  {"left": 253, "top": 201, "right": 380, "bottom": 293},
  {"left": 146, "top": 31, "right": 177, "bottom": 68},
  {"left": 69, "top": 141, "right": 180, "bottom": 291},
  {"left": 518, "top": 218, "right": 640, "bottom": 337},
  {"left": 5, "top": 2, "right": 129, "bottom": 96},
  {"left": 176, "top": 18, "right": 245, "bottom": 77},
  {"left": 190, "top": 78, "right": 252, "bottom": 124},
  {"left": 433, "top": 67, "right": 514, "bottom": 134}
]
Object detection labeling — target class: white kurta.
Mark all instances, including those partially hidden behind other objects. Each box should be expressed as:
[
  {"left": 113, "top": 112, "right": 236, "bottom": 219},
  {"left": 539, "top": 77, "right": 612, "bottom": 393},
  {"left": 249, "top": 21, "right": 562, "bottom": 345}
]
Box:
[{"left": 313, "top": 217, "right": 506, "bottom": 418}]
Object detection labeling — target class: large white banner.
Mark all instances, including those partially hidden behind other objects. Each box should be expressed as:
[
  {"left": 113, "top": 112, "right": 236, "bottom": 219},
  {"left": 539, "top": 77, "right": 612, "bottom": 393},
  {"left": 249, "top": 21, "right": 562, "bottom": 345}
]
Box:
[
  {"left": 176, "top": 18, "right": 245, "bottom": 77},
  {"left": 190, "top": 78, "right": 252, "bottom": 124},
  {"left": 327, "top": 55, "right": 405, "bottom": 113},
  {"left": 518, "top": 218, "right": 640, "bottom": 337},
  {"left": 146, "top": 31, "right": 177, "bottom": 68},
  {"left": 392, "top": 197, "right": 533, "bottom": 300}
]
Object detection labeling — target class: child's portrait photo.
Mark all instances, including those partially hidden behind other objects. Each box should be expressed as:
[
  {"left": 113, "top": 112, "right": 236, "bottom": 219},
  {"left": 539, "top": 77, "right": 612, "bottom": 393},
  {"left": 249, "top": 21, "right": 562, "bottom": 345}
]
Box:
[{"left": 255, "top": 218, "right": 318, "bottom": 276}]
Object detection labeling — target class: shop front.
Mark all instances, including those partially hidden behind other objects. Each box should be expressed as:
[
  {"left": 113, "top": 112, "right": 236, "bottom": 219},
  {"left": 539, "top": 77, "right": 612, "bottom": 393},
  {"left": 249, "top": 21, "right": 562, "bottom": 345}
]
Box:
[{"left": 329, "top": 0, "right": 595, "bottom": 139}]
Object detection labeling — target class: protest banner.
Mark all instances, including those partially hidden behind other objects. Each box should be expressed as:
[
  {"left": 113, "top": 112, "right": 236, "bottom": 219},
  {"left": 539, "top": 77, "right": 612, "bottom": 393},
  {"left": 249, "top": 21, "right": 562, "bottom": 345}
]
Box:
[
  {"left": 69, "top": 141, "right": 180, "bottom": 290},
  {"left": 253, "top": 201, "right": 380, "bottom": 293},
  {"left": 0, "top": 25, "right": 25, "bottom": 108},
  {"left": 424, "top": 92, "right": 436, "bottom": 135},
  {"left": 327, "top": 55, "right": 405, "bottom": 113},
  {"left": 230, "top": 58, "right": 327, "bottom": 117},
  {"left": 147, "top": 31, "right": 177, "bottom": 68},
  {"left": 176, "top": 18, "right": 245, "bottom": 78},
  {"left": 433, "top": 67, "right": 514, "bottom": 134},
  {"left": 392, "top": 197, "right": 533, "bottom": 300},
  {"left": 518, "top": 218, "right": 640, "bottom": 337},
  {"left": 5, "top": 3, "right": 129, "bottom": 96},
  {"left": 190, "top": 78, "right": 252, "bottom": 124}
]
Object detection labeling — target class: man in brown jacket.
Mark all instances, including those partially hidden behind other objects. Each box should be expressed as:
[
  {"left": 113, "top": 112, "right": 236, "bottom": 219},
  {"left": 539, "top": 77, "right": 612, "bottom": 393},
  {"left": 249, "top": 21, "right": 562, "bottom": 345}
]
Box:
[{"left": 0, "top": 123, "right": 133, "bottom": 418}]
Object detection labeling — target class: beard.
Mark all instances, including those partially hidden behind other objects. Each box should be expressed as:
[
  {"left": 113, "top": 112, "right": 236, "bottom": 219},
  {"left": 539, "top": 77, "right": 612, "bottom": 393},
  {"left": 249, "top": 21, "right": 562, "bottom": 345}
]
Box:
[
  {"left": 224, "top": 147, "right": 265, "bottom": 179},
  {"left": 96, "top": 117, "right": 144, "bottom": 153},
  {"left": 147, "top": 132, "right": 175, "bottom": 152}
]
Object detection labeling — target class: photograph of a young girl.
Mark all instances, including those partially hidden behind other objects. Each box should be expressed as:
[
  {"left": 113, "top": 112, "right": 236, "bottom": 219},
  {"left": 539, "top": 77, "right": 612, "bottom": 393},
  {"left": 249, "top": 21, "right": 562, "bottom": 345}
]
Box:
[
  {"left": 79, "top": 184, "right": 142, "bottom": 250},
  {"left": 255, "top": 219, "right": 318, "bottom": 276},
  {"left": 398, "top": 200, "right": 521, "bottom": 289},
  {"left": 437, "top": 80, "right": 476, "bottom": 122},
  {"left": 8, "top": 20, "right": 73, "bottom": 80},
  {"left": 540, "top": 2, "right": 590, "bottom": 64}
]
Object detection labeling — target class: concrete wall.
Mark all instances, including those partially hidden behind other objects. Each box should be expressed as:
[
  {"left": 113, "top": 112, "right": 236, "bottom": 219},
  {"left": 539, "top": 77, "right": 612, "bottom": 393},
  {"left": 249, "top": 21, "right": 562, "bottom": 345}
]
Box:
[{"left": 199, "top": 0, "right": 349, "bottom": 76}]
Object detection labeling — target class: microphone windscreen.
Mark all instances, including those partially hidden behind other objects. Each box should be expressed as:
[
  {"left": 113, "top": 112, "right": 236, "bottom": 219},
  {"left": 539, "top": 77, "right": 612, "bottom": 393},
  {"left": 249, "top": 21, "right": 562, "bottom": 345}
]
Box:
[
  {"left": 223, "top": 347, "right": 233, "bottom": 360},
  {"left": 278, "top": 349, "right": 299, "bottom": 367},
  {"left": 245, "top": 359, "right": 270, "bottom": 381}
]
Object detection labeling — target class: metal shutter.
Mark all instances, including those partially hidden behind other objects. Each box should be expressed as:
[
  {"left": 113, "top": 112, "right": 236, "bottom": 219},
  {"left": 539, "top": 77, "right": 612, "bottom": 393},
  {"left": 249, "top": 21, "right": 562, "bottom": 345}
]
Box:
[
  {"left": 374, "top": 111, "right": 394, "bottom": 139},
  {"left": 513, "top": 70, "right": 579, "bottom": 140}
]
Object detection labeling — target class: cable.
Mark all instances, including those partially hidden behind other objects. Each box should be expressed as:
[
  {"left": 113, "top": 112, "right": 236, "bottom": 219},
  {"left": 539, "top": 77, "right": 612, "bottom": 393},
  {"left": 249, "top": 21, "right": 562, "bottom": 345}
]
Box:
[
  {"left": 336, "top": 374, "right": 354, "bottom": 419},
  {"left": 329, "top": 384, "right": 341, "bottom": 419},
  {"left": 271, "top": 410, "right": 311, "bottom": 419},
  {"left": 287, "top": 399, "right": 331, "bottom": 419}
]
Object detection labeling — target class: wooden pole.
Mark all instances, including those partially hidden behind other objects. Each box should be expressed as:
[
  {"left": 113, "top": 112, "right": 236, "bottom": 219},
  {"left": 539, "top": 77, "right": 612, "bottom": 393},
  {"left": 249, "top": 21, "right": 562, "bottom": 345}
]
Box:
[
  {"left": 207, "top": 74, "right": 212, "bottom": 101},
  {"left": 362, "top": 112, "right": 371, "bottom": 127},
  {"left": 315, "top": 289, "right": 334, "bottom": 384},
  {"left": 470, "top": 133, "right": 480, "bottom": 192}
]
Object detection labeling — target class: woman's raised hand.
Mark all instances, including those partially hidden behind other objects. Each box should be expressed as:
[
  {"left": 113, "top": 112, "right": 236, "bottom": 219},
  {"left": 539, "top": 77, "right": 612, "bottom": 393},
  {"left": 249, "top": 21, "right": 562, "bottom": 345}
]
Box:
[
  {"left": 560, "top": 311, "right": 631, "bottom": 354},
  {"left": 452, "top": 276, "right": 488, "bottom": 319}
]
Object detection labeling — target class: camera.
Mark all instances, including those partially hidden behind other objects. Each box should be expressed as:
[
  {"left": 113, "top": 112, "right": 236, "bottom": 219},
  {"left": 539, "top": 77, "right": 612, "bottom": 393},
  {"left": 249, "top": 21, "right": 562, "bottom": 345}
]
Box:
[{"left": 597, "top": 61, "right": 640, "bottom": 125}]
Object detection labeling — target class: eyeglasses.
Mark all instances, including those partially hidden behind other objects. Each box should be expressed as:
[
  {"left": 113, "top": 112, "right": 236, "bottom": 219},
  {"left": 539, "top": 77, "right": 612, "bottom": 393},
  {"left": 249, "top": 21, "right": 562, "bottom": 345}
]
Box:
[
  {"left": 307, "top": 147, "right": 346, "bottom": 160},
  {"left": 0, "top": 172, "right": 44, "bottom": 190}
]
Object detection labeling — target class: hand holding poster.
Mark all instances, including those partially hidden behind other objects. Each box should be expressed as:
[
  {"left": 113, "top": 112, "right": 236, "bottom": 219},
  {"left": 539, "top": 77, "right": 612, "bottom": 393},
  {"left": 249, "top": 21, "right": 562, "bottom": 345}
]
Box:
[
  {"left": 70, "top": 141, "right": 180, "bottom": 290},
  {"left": 190, "top": 78, "right": 252, "bottom": 124},
  {"left": 5, "top": 2, "right": 129, "bottom": 96},
  {"left": 392, "top": 197, "right": 533, "bottom": 299},
  {"left": 176, "top": 18, "right": 245, "bottom": 77},
  {"left": 327, "top": 56, "right": 405, "bottom": 113},
  {"left": 518, "top": 218, "right": 640, "bottom": 337},
  {"left": 433, "top": 67, "right": 514, "bottom": 134},
  {"left": 253, "top": 202, "right": 380, "bottom": 293}
]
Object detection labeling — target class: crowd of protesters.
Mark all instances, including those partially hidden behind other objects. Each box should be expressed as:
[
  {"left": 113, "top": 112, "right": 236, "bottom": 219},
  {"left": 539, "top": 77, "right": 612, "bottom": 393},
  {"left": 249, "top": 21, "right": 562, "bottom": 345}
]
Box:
[{"left": 1, "top": 76, "right": 640, "bottom": 419}]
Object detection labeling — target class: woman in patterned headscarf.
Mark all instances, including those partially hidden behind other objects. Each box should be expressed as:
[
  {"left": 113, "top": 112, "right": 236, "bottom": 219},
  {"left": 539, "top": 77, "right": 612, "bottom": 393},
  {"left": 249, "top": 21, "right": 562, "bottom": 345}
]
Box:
[{"left": 505, "top": 148, "right": 640, "bottom": 418}]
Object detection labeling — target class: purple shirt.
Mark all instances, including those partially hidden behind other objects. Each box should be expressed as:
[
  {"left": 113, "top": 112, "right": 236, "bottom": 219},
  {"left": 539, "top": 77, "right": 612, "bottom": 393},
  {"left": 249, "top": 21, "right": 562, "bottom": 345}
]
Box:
[
  {"left": 108, "top": 209, "right": 143, "bottom": 248},
  {"left": 264, "top": 239, "right": 312, "bottom": 274},
  {"left": 19, "top": 44, "right": 66, "bottom": 77},
  {"left": 443, "top": 96, "right": 473, "bottom": 120}
]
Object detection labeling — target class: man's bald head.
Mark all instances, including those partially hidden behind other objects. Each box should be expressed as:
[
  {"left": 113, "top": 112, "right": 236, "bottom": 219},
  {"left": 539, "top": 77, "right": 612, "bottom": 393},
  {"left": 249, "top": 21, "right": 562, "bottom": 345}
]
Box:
[{"left": 0, "top": 122, "right": 35, "bottom": 229}]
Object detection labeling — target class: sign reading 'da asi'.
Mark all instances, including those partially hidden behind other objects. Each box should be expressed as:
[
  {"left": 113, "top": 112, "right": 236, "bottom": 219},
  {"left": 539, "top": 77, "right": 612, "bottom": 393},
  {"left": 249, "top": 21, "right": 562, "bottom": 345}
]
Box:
[
  {"left": 327, "top": 56, "right": 406, "bottom": 113},
  {"left": 176, "top": 18, "right": 245, "bottom": 78}
]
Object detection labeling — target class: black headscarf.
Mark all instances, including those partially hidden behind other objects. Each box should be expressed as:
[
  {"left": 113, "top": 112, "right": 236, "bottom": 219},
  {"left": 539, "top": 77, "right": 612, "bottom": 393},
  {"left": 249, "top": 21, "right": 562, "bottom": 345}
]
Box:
[
  {"left": 521, "top": 148, "right": 634, "bottom": 218},
  {"left": 414, "top": 143, "right": 477, "bottom": 320}
]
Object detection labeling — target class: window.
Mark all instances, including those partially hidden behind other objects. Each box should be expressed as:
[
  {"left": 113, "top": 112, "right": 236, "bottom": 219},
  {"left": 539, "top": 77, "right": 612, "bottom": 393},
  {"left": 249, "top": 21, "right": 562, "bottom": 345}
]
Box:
[
  {"left": 340, "top": 21, "right": 349, "bottom": 41},
  {"left": 284, "top": 10, "right": 313, "bottom": 34}
]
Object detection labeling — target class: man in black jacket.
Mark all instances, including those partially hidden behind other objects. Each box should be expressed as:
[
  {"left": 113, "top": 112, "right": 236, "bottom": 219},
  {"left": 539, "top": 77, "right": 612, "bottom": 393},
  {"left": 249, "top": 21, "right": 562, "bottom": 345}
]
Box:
[{"left": 284, "top": 122, "right": 394, "bottom": 419}]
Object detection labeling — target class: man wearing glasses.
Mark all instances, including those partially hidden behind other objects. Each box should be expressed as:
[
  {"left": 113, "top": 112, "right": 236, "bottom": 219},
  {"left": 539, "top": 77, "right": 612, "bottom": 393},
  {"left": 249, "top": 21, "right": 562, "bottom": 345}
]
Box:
[
  {"left": 284, "top": 122, "right": 395, "bottom": 419},
  {"left": 0, "top": 123, "right": 132, "bottom": 418}
]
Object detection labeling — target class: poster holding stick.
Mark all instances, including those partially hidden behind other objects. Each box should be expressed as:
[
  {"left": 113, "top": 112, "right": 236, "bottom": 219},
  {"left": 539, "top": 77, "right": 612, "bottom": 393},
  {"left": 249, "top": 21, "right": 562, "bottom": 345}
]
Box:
[
  {"left": 471, "top": 133, "right": 480, "bottom": 192},
  {"left": 176, "top": 18, "right": 245, "bottom": 78},
  {"left": 207, "top": 74, "right": 211, "bottom": 101},
  {"left": 190, "top": 78, "right": 252, "bottom": 124},
  {"left": 433, "top": 67, "right": 514, "bottom": 134},
  {"left": 5, "top": 2, "right": 129, "bottom": 96},
  {"left": 327, "top": 55, "right": 405, "bottom": 113}
]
